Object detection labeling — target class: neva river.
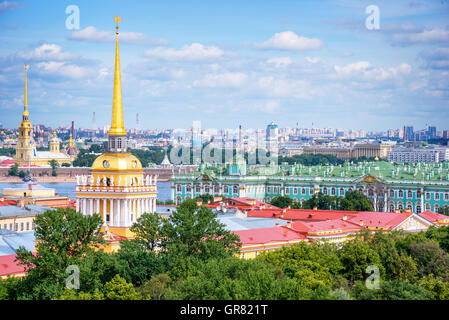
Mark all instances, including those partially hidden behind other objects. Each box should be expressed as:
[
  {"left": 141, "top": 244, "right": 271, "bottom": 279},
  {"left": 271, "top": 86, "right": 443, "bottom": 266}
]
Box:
[{"left": 0, "top": 181, "right": 173, "bottom": 202}]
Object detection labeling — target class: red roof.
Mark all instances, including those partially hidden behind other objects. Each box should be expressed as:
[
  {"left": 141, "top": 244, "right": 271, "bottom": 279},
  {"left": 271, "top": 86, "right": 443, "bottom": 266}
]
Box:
[
  {"left": 419, "top": 211, "right": 449, "bottom": 225},
  {"left": 232, "top": 226, "right": 306, "bottom": 246},
  {"left": 247, "top": 208, "right": 356, "bottom": 221},
  {"left": 0, "top": 254, "right": 27, "bottom": 277},
  {"left": 208, "top": 197, "right": 279, "bottom": 211},
  {"left": 0, "top": 159, "right": 15, "bottom": 165},
  {"left": 346, "top": 211, "right": 413, "bottom": 230},
  {"left": 291, "top": 219, "right": 362, "bottom": 234},
  {"left": 0, "top": 199, "right": 17, "bottom": 207}
]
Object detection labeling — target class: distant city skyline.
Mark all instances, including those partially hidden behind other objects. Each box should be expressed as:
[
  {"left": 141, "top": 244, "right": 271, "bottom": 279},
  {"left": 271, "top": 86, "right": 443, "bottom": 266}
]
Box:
[{"left": 0, "top": 0, "right": 448, "bottom": 130}]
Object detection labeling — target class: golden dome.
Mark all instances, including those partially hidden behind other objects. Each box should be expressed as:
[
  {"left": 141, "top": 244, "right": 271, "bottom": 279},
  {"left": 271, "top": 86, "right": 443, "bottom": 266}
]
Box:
[{"left": 91, "top": 153, "right": 142, "bottom": 172}]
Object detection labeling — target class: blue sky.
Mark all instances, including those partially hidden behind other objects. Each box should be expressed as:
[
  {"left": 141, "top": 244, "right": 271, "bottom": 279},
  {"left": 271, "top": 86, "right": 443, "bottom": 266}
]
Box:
[{"left": 0, "top": 0, "right": 448, "bottom": 131}]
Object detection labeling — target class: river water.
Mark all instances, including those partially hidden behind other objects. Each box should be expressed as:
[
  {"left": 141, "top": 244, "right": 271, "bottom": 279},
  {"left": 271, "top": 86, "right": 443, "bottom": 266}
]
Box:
[{"left": 0, "top": 181, "right": 173, "bottom": 202}]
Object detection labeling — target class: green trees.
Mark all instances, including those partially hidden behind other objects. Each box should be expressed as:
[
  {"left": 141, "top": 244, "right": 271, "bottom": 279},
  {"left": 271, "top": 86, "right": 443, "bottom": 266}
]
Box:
[
  {"left": 8, "top": 163, "right": 19, "bottom": 176},
  {"left": 273, "top": 190, "right": 373, "bottom": 211},
  {"left": 270, "top": 196, "right": 294, "bottom": 209},
  {"left": 103, "top": 275, "right": 141, "bottom": 300},
  {"left": 438, "top": 205, "right": 449, "bottom": 216},
  {"left": 161, "top": 199, "right": 242, "bottom": 261},
  {"left": 14, "top": 208, "right": 104, "bottom": 299},
  {"left": 48, "top": 159, "right": 59, "bottom": 176},
  {"left": 165, "top": 257, "right": 314, "bottom": 300},
  {"left": 194, "top": 193, "right": 214, "bottom": 204},
  {"left": 4, "top": 202, "right": 449, "bottom": 301},
  {"left": 339, "top": 241, "right": 384, "bottom": 281}
]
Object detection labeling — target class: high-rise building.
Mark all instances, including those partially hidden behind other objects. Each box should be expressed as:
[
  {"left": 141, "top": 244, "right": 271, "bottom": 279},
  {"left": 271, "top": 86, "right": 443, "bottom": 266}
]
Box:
[
  {"left": 428, "top": 126, "right": 437, "bottom": 140},
  {"left": 403, "top": 126, "right": 414, "bottom": 142}
]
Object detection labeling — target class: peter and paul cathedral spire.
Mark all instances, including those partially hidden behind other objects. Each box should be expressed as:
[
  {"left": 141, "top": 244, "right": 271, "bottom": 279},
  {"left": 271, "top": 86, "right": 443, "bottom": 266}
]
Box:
[{"left": 16, "top": 64, "right": 33, "bottom": 165}]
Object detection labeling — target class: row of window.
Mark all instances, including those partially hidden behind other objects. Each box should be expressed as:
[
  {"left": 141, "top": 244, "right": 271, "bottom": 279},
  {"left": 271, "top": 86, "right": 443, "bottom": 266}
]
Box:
[
  {"left": 2, "top": 221, "right": 34, "bottom": 232},
  {"left": 175, "top": 183, "right": 449, "bottom": 202},
  {"left": 176, "top": 184, "right": 239, "bottom": 194},
  {"left": 388, "top": 202, "right": 441, "bottom": 213}
]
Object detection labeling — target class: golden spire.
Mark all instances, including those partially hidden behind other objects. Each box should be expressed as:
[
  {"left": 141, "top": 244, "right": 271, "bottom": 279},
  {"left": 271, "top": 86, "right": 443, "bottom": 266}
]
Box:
[
  {"left": 109, "top": 15, "right": 127, "bottom": 136},
  {"left": 24, "top": 64, "right": 28, "bottom": 110}
]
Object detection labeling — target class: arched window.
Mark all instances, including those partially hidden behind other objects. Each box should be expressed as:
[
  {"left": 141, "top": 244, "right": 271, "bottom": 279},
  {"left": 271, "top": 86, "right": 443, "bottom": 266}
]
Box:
[
  {"left": 233, "top": 185, "right": 239, "bottom": 194},
  {"left": 195, "top": 185, "right": 201, "bottom": 193},
  {"left": 435, "top": 204, "right": 439, "bottom": 212},
  {"left": 398, "top": 189, "right": 403, "bottom": 198},
  {"left": 435, "top": 192, "right": 440, "bottom": 201},
  {"left": 407, "top": 190, "right": 412, "bottom": 198},
  {"left": 425, "top": 203, "right": 431, "bottom": 210},
  {"left": 214, "top": 185, "right": 219, "bottom": 193},
  {"left": 205, "top": 185, "right": 210, "bottom": 193},
  {"left": 426, "top": 192, "right": 431, "bottom": 200},
  {"left": 223, "top": 185, "right": 229, "bottom": 193},
  {"left": 331, "top": 188, "right": 336, "bottom": 196},
  {"left": 389, "top": 204, "right": 395, "bottom": 212},
  {"left": 416, "top": 205, "right": 421, "bottom": 214},
  {"left": 176, "top": 184, "right": 182, "bottom": 192},
  {"left": 301, "top": 188, "right": 305, "bottom": 195},
  {"left": 186, "top": 185, "right": 192, "bottom": 192},
  {"left": 368, "top": 189, "right": 374, "bottom": 196},
  {"left": 340, "top": 188, "right": 345, "bottom": 196},
  {"left": 398, "top": 203, "right": 403, "bottom": 210},
  {"left": 323, "top": 187, "right": 328, "bottom": 195}
]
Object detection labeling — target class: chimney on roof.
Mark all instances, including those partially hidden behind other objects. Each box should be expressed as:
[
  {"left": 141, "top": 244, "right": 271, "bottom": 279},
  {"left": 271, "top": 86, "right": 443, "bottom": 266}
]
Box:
[
  {"left": 343, "top": 215, "right": 347, "bottom": 221},
  {"left": 313, "top": 206, "right": 318, "bottom": 211},
  {"left": 286, "top": 221, "right": 292, "bottom": 228},
  {"left": 282, "top": 208, "right": 286, "bottom": 213},
  {"left": 275, "top": 223, "right": 280, "bottom": 228},
  {"left": 280, "top": 214, "right": 284, "bottom": 219},
  {"left": 287, "top": 205, "right": 291, "bottom": 209},
  {"left": 359, "top": 220, "right": 364, "bottom": 226}
]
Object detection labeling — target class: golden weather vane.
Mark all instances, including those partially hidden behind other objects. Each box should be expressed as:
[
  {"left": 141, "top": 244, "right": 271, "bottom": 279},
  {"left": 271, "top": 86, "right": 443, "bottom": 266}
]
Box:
[{"left": 115, "top": 15, "right": 121, "bottom": 34}]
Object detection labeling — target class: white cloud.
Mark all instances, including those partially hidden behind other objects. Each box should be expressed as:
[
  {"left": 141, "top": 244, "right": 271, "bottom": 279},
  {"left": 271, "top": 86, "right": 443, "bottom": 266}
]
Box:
[
  {"left": 67, "top": 26, "right": 168, "bottom": 46},
  {"left": 333, "top": 61, "right": 411, "bottom": 82},
  {"left": 0, "top": 1, "right": 19, "bottom": 13},
  {"left": 254, "top": 31, "right": 323, "bottom": 51},
  {"left": 305, "top": 56, "right": 322, "bottom": 64},
  {"left": 266, "top": 57, "right": 292, "bottom": 68},
  {"left": 144, "top": 43, "right": 225, "bottom": 61},
  {"left": 194, "top": 72, "right": 247, "bottom": 88},
  {"left": 392, "top": 28, "right": 449, "bottom": 45},
  {"left": 35, "top": 61, "right": 93, "bottom": 79},
  {"left": 15, "top": 44, "right": 78, "bottom": 61},
  {"left": 263, "top": 100, "right": 280, "bottom": 113}
]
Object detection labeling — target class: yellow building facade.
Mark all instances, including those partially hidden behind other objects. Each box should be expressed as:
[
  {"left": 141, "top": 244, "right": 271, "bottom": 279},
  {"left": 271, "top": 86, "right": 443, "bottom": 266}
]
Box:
[{"left": 75, "top": 16, "right": 158, "bottom": 247}]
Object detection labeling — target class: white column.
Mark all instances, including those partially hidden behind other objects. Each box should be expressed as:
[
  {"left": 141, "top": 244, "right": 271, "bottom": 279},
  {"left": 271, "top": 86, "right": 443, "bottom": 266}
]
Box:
[
  {"left": 117, "top": 199, "right": 121, "bottom": 227},
  {"left": 82, "top": 198, "right": 86, "bottom": 215},
  {"left": 95, "top": 199, "right": 100, "bottom": 214},
  {"left": 137, "top": 199, "right": 141, "bottom": 219},
  {"left": 109, "top": 199, "right": 114, "bottom": 226},
  {"left": 153, "top": 198, "right": 157, "bottom": 213},
  {"left": 102, "top": 199, "right": 107, "bottom": 225},
  {"left": 75, "top": 199, "right": 79, "bottom": 212},
  {"left": 89, "top": 199, "right": 94, "bottom": 216},
  {"left": 124, "top": 199, "right": 129, "bottom": 226}
]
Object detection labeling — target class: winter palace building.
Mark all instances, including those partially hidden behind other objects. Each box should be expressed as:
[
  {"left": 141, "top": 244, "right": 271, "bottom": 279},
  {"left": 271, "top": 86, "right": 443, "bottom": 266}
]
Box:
[{"left": 170, "top": 160, "right": 449, "bottom": 214}]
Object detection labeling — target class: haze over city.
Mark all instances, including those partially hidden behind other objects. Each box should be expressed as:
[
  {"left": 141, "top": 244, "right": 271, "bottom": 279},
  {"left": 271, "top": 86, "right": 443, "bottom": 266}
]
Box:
[{"left": 0, "top": 0, "right": 448, "bottom": 131}]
